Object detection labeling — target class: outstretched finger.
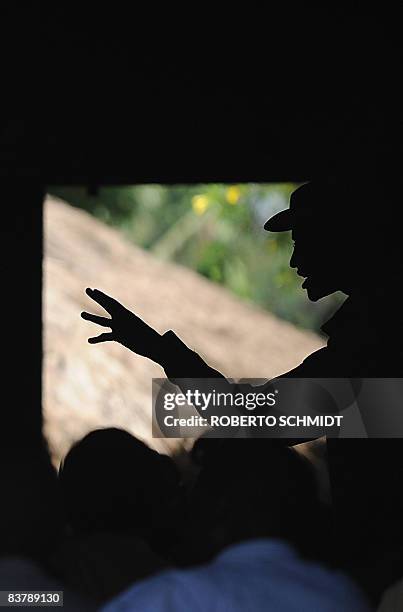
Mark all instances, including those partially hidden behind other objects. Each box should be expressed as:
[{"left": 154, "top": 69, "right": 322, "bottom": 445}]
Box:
[
  {"left": 81, "top": 311, "right": 112, "bottom": 327},
  {"left": 86, "top": 288, "right": 124, "bottom": 315},
  {"left": 88, "top": 332, "right": 115, "bottom": 344}
]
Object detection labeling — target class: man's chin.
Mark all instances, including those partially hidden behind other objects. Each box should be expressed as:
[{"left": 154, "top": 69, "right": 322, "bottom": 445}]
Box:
[{"left": 303, "top": 278, "right": 335, "bottom": 302}]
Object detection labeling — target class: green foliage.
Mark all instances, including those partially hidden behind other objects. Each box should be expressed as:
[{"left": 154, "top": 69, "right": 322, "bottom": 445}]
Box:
[{"left": 49, "top": 183, "right": 342, "bottom": 333}]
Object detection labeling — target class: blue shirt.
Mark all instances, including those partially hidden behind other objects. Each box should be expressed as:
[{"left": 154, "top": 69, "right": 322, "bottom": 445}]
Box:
[{"left": 102, "top": 539, "right": 371, "bottom": 612}]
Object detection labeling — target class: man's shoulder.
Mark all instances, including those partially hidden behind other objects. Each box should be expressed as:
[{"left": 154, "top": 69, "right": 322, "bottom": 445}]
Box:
[{"left": 279, "top": 346, "right": 332, "bottom": 378}]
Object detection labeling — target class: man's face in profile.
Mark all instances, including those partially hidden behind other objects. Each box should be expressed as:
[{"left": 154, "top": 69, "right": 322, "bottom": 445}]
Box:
[{"left": 290, "top": 223, "right": 341, "bottom": 301}]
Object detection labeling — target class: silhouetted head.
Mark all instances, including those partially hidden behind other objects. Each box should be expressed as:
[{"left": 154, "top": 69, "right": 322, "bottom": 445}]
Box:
[
  {"left": 179, "top": 440, "right": 324, "bottom": 563},
  {"left": 59, "top": 428, "right": 179, "bottom": 535},
  {"left": 265, "top": 180, "right": 396, "bottom": 301}
]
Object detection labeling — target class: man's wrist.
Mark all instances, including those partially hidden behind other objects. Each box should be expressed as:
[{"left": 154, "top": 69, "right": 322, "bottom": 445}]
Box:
[{"left": 149, "top": 331, "right": 170, "bottom": 364}]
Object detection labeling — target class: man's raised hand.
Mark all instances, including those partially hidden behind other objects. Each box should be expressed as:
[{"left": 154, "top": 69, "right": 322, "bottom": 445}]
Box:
[{"left": 81, "top": 288, "right": 163, "bottom": 361}]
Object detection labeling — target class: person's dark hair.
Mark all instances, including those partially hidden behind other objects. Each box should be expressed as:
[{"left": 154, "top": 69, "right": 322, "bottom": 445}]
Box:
[
  {"left": 180, "top": 440, "right": 328, "bottom": 564},
  {"left": 59, "top": 428, "right": 179, "bottom": 536}
]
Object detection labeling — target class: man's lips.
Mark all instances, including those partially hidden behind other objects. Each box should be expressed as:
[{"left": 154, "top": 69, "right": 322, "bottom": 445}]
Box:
[{"left": 296, "top": 268, "right": 309, "bottom": 287}]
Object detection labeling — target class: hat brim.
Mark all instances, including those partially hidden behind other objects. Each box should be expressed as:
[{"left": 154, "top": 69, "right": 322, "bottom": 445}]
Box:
[{"left": 264, "top": 209, "right": 294, "bottom": 231}]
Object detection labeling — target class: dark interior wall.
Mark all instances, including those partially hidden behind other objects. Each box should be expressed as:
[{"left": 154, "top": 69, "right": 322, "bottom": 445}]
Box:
[
  {"left": 1, "top": 8, "right": 401, "bottom": 185},
  {"left": 0, "top": 183, "right": 63, "bottom": 557},
  {"left": 0, "top": 183, "right": 44, "bottom": 447}
]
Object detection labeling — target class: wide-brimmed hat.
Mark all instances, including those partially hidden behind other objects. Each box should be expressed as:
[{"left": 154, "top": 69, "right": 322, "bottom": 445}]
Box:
[{"left": 264, "top": 182, "right": 323, "bottom": 232}]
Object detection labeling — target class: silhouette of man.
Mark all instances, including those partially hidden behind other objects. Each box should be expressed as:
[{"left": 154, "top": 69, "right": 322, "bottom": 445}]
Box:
[{"left": 81, "top": 178, "right": 403, "bottom": 600}]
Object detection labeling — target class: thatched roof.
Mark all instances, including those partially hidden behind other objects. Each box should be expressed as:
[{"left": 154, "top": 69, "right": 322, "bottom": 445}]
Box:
[{"left": 44, "top": 197, "right": 324, "bottom": 464}]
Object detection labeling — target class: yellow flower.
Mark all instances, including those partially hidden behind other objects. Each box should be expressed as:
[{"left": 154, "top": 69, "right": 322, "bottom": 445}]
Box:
[
  {"left": 268, "top": 239, "right": 278, "bottom": 253},
  {"left": 226, "top": 186, "right": 241, "bottom": 205},
  {"left": 192, "top": 194, "right": 210, "bottom": 215}
]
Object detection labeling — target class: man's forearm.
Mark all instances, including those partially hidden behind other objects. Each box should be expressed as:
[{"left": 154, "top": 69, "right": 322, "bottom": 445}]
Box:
[
  {"left": 156, "top": 331, "right": 323, "bottom": 446},
  {"left": 159, "top": 330, "right": 224, "bottom": 381}
]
